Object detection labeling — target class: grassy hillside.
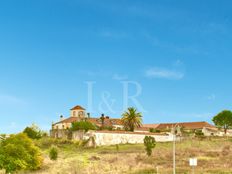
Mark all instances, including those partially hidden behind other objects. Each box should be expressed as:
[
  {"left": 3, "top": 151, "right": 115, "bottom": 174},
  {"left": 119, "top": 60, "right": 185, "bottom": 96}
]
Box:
[{"left": 19, "top": 137, "right": 232, "bottom": 174}]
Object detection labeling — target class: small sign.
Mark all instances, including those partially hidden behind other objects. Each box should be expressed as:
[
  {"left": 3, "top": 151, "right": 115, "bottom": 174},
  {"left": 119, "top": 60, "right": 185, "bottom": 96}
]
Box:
[{"left": 189, "top": 158, "right": 197, "bottom": 166}]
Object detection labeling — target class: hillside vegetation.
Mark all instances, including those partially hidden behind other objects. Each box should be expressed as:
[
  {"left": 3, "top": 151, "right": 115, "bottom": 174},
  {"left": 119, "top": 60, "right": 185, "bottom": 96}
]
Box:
[{"left": 12, "top": 137, "right": 232, "bottom": 174}]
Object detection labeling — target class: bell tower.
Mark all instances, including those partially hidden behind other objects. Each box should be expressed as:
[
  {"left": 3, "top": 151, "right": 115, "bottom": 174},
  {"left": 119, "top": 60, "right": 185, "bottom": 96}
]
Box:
[{"left": 70, "top": 105, "right": 86, "bottom": 118}]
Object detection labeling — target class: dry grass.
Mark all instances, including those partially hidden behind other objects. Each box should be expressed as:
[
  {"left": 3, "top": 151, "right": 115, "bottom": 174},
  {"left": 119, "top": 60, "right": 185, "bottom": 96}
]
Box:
[{"left": 23, "top": 137, "right": 232, "bottom": 174}]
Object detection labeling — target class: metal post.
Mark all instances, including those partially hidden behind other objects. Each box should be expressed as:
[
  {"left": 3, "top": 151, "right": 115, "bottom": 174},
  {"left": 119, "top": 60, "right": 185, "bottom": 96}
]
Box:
[
  {"left": 173, "top": 126, "right": 176, "bottom": 174},
  {"left": 156, "top": 166, "right": 159, "bottom": 174}
]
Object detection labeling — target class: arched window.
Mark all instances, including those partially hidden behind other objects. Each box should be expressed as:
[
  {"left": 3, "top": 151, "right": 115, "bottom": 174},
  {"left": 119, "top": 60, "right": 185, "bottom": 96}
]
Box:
[
  {"left": 73, "top": 111, "right": 76, "bottom": 117},
  {"left": 78, "top": 111, "right": 84, "bottom": 117}
]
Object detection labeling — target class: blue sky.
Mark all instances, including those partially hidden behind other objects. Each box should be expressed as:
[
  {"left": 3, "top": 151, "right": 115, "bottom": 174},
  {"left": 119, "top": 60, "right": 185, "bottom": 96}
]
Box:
[{"left": 0, "top": 0, "right": 232, "bottom": 133}]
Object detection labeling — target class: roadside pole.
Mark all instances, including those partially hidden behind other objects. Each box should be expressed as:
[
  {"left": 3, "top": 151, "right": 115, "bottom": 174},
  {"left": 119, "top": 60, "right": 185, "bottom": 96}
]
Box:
[
  {"left": 189, "top": 158, "right": 197, "bottom": 174},
  {"left": 173, "top": 126, "right": 176, "bottom": 174}
]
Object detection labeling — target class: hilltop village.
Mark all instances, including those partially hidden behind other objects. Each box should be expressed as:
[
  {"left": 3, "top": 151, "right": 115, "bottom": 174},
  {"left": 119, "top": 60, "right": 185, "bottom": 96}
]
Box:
[{"left": 51, "top": 105, "right": 224, "bottom": 146}]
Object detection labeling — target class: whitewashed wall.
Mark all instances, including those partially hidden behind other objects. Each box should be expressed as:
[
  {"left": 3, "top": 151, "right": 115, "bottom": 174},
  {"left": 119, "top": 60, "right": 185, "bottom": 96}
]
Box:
[{"left": 72, "top": 131, "right": 175, "bottom": 146}]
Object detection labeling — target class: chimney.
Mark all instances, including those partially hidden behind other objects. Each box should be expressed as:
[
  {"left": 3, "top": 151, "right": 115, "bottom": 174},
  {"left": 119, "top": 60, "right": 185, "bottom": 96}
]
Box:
[
  {"left": 52, "top": 121, "right": 54, "bottom": 130},
  {"left": 60, "top": 115, "right": 64, "bottom": 121},
  {"left": 87, "top": 113, "right": 90, "bottom": 118}
]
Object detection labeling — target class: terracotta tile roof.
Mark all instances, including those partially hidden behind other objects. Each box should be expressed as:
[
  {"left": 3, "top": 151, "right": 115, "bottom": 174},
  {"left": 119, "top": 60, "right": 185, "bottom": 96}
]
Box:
[
  {"left": 155, "top": 121, "right": 215, "bottom": 130},
  {"left": 134, "top": 127, "right": 150, "bottom": 131},
  {"left": 86, "top": 118, "right": 123, "bottom": 127},
  {"left": 143, "top": 124, "right": 160, "bottom": 129},
  {"left": 54, "top": 116, "right": 123, "bottom": 127},
  {"left": 55, "top": 117, "right": 80, "bottom": 124},
  {"left": 203, "top": 127, "right": 218, "bottom": 132},
  {"left": 95, "top": 130, "right": 166, "bottom": 135},
  {"left": 70, "top": 105, "right": 86, "bottom": 110}
]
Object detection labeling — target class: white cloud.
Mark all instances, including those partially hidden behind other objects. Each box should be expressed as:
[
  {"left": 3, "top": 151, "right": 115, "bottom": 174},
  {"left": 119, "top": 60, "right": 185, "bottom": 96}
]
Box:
[
  {"left": 112, "top": 73, "right": 128, "bottom": 81},
  {"left": 174, "top": 59, "right": 183, "bottom": 66},
  {"left": 207, "top": 94, "right": 216, "bottom": 101},
  {"left": 145, "top": 67, "right": 184, "bottom": 80},
  {"left": 80, "top": 70, "right": 109, "bottom": 78},
  {"left": 99, "top": 30, "right": 128, "bottom": 39},
  {"left": 0, "top": 94, "right": 26, "bottom": 105},
  {"left": 188, "top": 113, "right": 213, "bottom": 119}
]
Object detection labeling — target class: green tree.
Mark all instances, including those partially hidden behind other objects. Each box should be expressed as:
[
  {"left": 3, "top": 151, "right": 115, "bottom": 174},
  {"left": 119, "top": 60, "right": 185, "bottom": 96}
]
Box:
[
  {"left": 71, "top": 121, "right": 97, "bottom": 132},
  {"left": 49, "top": 146, "right": 58, "bottom": 161},
  {"left": 0, "top": 133, "right": 43, "bottom": 173},
  {"left": 122, "top": 107, "right": 143, "bottom": 132},
  {"left": 212, "top": 110, "right": 232, "bottom": 134},
  {"left": 144, "top": 136, "right": 156, "bottom": 156},
  {"left": 149, "top": 128, "right": 160, "bottom": 133},
  {"left": 23, "top": 124, "right": 43, "bottom": 139},
  {"left": 195, "top": 130, "right": 205, "bottom": 139}
]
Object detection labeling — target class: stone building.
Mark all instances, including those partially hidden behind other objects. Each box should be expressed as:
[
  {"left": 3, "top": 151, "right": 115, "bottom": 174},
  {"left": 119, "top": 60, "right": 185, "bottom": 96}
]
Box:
[
  {"left": 143, "top": 121, "right": 217, "bottom": 136},
  {"left": 51, "top": 105, "right": 124, "bottom": 138},
  {"left": 51, "top": 105, "right": 220, "bottom": 142}
]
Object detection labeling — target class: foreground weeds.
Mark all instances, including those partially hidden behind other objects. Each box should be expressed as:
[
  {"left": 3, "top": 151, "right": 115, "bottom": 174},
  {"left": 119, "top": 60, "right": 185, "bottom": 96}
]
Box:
[{"left": 22, "top": 137, "right": 232, "bottom": 174}]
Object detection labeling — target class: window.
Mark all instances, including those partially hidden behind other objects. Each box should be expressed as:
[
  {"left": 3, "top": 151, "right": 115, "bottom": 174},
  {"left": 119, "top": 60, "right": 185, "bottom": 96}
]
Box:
[
  {"left": 78, "top": 111, "right": 84, "bottom": 117},
  {"left": 73, "top": 111, "right": 76, "bottom": 117},
  {"left": 110, "top": 120, "right": 116, "bottom": 124}
]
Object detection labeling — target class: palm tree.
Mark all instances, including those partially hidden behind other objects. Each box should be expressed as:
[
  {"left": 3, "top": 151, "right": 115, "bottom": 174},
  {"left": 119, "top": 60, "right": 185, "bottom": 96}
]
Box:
[{"left": 122, "top": 107, "right": 143, "bottom": 132}]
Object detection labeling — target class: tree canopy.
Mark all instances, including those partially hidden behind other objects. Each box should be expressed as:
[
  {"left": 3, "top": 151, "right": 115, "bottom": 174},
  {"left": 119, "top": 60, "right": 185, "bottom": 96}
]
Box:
[
  {"left": 212, "top": 110, "right": 232, "bottom": 134},
  {"left": 23, "top": 124, "right": 43, "bottom": 139},
  {"left": 0, "top": 133, "right": 43, "bottom": 173},
  {"left": 144, "top": 136, "right": 156, "bottom": 156},
  {"left": 122, "top": 107, "right": 143, "bottom": 132},
  {"left": 71, "top": 121, "right": 97, "bottom": 132}
]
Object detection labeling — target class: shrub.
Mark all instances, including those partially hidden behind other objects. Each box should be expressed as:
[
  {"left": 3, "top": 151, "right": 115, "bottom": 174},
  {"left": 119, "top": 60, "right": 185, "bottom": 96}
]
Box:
[
  {"left": 149, "top": 128, "right": 160, "bottom": 133},
  {"left": 195, "top": 130, "right": 205, "bottom": 139},
  {"left": 81, "top": 136, "right": 96, "bottom": 148},
  {"left": 99, "top": 126, "right": 113, "bottom": 131},
  {"left": 116, "top": 144, "right": 119, "bottom": 152},
  {"left": 71, "top": 121, "right": 97, "bottom": 132},
  {"left": 23, "top": 124, "right": 43, "bottom": 139},
  {"left": 133, "top": 168, "right": 156, "bottom": 174},
  {"left": 35, "top": 137, "right": 73, "bottom": 149},
  {"left": 144, "top": 136, "right": 156, "bottom": 156},
  {"left": 222, "top": 145, "right": 230, "bottom": 156},
  {"left": 0, "top": 133, "right": 43, "bottom": 173},
  {"left": 49, "top": 146, "right": 58, "bottom": 161}
]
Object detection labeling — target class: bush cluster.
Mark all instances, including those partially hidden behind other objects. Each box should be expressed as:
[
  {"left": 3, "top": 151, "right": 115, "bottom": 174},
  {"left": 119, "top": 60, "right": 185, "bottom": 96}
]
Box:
[
  {"left": 0, "top": 133, "right": 43, "bottom": 173},
  {"left": 195, "top": 130, "right": 205, "bottom": 139},
  {"left": 149, "top": 128, "right": 160, "bottom": 133},
  {"left": 49, "top": 146, "right": 58, "bottom": 161},
  {"left": 23, "top": 124, "right": 45, "bottom": 140},
  {"left": 35, "top": 137, "right": 73, "bottom": 149},
  {"left": 71, "top": 121, "right": 97, "bottom": 132},
  {"left": 144, "top": 136, "right": 156, "bottom": 156}
]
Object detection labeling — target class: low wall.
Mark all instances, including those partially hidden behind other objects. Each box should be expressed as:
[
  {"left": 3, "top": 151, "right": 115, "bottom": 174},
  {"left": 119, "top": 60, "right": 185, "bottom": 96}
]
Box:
[
  {"left": 72, "top": 131, "right": 175, "bottom": 146},
  {"left": 50, "top": 129, "right": 71, "bottom": 139}
]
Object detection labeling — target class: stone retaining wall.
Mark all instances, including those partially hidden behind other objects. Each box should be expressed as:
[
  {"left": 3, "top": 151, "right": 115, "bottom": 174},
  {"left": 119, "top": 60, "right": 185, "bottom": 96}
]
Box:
[{"left": 72, "top": 131, "right": 175, "bottom": 146}]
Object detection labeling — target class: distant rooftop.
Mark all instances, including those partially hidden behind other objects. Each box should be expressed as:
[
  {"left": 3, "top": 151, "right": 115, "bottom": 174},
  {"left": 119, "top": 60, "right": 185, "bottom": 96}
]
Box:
[
  {"left": 70, "top": 105, "right": 86, "bottom": 110},
  {"left": 143, "top": 121, "right": 215, "bottom": 130},
  {"left": 54, "top": 116, "right": 123, "bottom": 127}
]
